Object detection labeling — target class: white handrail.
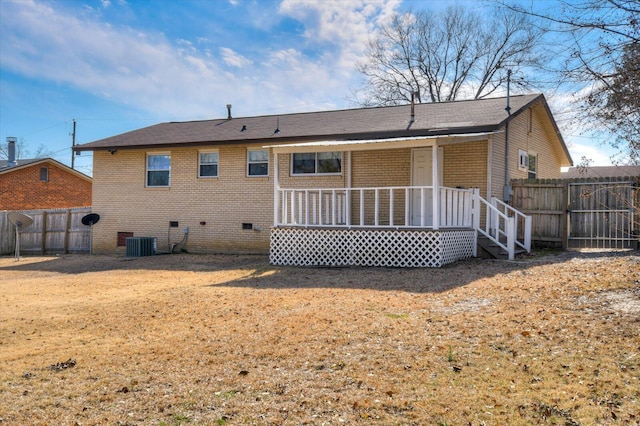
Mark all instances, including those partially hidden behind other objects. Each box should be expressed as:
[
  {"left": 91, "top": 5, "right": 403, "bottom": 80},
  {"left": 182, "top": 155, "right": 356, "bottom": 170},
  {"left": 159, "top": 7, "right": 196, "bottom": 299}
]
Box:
[
  {"left": 475, "top": 194, "right": 515, "bottom": 259},
  {"left": 491, "top": 197, "right": 532, "bottom": 253},
  {"left": 473, "top": 193, "right": 532, "bottom": 260}
]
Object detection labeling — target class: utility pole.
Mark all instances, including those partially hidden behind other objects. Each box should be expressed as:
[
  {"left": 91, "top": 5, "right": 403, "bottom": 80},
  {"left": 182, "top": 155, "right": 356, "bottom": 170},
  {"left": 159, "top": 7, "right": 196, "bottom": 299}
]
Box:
[{"left": 71, "top": 119, "right": 76, "bottom": 169}]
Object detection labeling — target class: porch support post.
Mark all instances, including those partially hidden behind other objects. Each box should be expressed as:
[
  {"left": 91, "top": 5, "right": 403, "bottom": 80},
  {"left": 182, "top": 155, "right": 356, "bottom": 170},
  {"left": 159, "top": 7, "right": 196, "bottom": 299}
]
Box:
[
  {"left": 432, "top": 143, "right": 440, "bottom": 230},
  {"left": 346, "top": 151, "right": 352, "bottom": 226},
  {"left": 471, "top": 188, "right": 481, "bottom": 230},
  {"left": 273, "top": 152, "right": 279, "bottom": 226}
]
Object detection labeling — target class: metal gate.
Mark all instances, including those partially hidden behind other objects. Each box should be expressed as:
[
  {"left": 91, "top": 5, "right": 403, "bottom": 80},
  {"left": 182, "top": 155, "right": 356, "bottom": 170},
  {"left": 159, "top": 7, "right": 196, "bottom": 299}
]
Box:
[{"left": 567, "top": 181, "right": 636, "bottom": 249}]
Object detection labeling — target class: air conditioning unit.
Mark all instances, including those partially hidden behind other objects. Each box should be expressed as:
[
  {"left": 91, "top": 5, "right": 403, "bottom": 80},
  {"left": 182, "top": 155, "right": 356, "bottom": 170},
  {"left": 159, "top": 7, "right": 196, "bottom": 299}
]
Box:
[{"left": 125, "top": 237, "right": 156, "bottom": 257}]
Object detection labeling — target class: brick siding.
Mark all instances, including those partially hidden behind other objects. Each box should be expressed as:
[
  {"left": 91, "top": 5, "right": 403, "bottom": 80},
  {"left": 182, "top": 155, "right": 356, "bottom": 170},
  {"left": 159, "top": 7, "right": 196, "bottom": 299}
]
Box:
[
  {"left": 92, "top": 145, "right": 275, "bottom": 254},
  {"left": 0, "top": 162, "right": 92, "bottom": 210},
  {"left": 92, "top": 117, "right": 563, "bottom": 254}
]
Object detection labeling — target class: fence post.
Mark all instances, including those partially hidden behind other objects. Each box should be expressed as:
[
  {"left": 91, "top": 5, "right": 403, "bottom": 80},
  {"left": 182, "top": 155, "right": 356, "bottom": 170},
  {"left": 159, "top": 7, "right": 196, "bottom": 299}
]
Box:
[
  {"left": 562, "top": 179, "right": 569, "bottom": 249},
  {"left": 524, "top": 215, "right": 532, "bottom": 252},
  {"left": 0, "top": 211, "right": 16, "bottom": 255},
  {"left": 64, "top": 209, "right": 71, "bottom": 254},
  {"left": 41, "top": 211, "right": 47, "bottom": 255}
]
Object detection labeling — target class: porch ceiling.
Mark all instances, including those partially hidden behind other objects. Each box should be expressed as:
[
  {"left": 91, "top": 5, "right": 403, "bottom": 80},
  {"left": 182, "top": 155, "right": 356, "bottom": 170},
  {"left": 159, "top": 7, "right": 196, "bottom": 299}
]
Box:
[{"left": 265, "top": 132, "right": 496, "bottom": 153}]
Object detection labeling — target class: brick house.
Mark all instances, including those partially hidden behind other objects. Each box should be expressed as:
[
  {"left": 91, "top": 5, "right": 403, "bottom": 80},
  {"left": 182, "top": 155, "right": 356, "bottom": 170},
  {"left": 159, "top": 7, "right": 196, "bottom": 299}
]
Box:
[
  {"left": 0, "top": 158, "right": 92, "bottom": 210},
  {"left": 75, "top": 94, "right": 572, "bottom": 266}
]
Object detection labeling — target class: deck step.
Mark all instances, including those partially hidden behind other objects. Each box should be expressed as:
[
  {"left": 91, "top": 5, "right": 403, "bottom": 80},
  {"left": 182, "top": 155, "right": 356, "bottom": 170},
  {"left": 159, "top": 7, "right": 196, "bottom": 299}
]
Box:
[{"left": 477, "top": 235, "right": 525, "bottom": 260}]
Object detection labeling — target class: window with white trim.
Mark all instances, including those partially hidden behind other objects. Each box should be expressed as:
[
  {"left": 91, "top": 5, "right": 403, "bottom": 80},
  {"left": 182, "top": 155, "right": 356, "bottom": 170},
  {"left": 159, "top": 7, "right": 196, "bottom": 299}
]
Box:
[
  {"left": 292, "top": 152, "right": 342, "bottom": 175},
  {"left": 518, "top": 149, "right": 528, "bottom": 171},
  {"left": 199, "top": 150, "right": 219, "bottom": 178},
  {"left": 528, "top": 153, "right": 537, "bottom": 179},
  {"left": 247, "top": 149, "right": 269, "bottom": 176},
  {"left": 146, "top": 153, "right": 170, "bottom": 187}
]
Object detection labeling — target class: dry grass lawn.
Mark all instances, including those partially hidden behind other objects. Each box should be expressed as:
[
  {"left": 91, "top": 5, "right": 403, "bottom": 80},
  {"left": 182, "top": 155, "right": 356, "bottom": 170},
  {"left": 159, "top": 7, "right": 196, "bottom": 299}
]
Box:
[{"left": 1, "top": 250, "right": 639, "bottom": 425}]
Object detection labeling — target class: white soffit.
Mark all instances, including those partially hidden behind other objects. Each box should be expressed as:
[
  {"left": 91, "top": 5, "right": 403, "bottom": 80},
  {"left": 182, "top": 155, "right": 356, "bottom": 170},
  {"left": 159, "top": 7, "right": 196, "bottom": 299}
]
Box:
[{"left": 265, "top": 132, "right": 496, "bottom": 153}]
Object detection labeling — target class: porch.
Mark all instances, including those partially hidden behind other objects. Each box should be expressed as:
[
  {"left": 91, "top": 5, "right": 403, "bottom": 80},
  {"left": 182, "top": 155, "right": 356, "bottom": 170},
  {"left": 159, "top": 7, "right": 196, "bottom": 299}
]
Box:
[{"left": 269, "top": 185, "right": 531, "bottom": 267}]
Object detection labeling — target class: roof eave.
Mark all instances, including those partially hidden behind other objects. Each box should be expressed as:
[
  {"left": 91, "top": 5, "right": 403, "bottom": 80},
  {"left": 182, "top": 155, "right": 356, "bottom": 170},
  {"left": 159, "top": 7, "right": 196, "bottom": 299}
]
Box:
[
  {"left": 499, "top": 94, "right": 573, "bottom": 167},
  {"left": 74, "top": 125, "right": 502, "bottom": 152},
  {"left": 0, "top": 158, "right": 92, "bottom": 181}
]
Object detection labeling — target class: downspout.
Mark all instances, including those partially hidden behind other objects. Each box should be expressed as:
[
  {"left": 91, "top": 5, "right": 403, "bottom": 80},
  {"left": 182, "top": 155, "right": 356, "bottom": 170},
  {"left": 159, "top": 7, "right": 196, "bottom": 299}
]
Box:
[
  {"left": 487, "top": 135, "right": 493, "bottom": 201},
  {"left": 503, "top": 69, "right": 513, "bottom": 203},
  {"left": 410, "top": 92, "right": 416, "bottom": 124}
]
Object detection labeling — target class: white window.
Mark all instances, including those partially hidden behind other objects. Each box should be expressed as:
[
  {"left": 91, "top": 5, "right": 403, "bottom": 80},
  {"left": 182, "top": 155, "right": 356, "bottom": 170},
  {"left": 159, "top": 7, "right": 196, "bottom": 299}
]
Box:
[
  {"left": 292, "top": 152, "right": 342, "bottom": 175},
  {"left": 199, "top": 150, "right": 219, "bottom": 178},
  {"left": 528, "top": 153, "right": 537, "bottom": 179},
  {"left": 518, "top": 149, "right": 529, "bottom": 171},
  {"left": 247, "top": 149, "right": 269, "bottom": 176},
  {"left": 147, "top": 153, "right": 170, "bottom": 187}
]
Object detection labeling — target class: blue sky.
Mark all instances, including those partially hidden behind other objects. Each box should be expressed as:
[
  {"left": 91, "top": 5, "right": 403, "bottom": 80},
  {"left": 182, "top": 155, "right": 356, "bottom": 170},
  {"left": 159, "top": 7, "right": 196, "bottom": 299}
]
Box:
[{"left": 0, "top": 0, "right": 619, "bottom": 177}]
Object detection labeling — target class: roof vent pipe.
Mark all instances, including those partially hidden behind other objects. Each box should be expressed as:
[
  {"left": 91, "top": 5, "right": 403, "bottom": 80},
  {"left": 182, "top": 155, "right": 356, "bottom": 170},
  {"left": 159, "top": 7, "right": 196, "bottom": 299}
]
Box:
[
  {"left": 226, "top": 104, "right": 232, "bottom": 120},
  {"left": 410, "top": 92, "right": 416, "bottom": 123},
  {"left": 6, "top": 137, "right": 17, "bottom": 167}
]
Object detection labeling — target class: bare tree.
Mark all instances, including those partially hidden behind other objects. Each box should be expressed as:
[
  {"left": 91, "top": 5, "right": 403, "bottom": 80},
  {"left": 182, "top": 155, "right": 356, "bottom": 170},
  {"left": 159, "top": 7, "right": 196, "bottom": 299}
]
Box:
[
  {"left": 354, "top": 5, "right": 544, "bottom": 106},
  {"left": 31, "top": 143, "right": 54, "bottom": 159},
  {"left": 0, "top": 138, "right": 28, "bottom": 160},
  {"left": 0, "top": 138, "right": 53, "bottom": 160},
  {"left": 589, "top": 41, "right": 640, "bottom": 164},
  {"left": 501, "top": 0, "right": 640, "bottom": 163}
]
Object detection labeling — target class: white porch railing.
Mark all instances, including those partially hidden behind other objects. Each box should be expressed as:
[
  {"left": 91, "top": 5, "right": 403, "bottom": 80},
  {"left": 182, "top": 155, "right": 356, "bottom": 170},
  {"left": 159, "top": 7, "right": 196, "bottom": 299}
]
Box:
[
  {"left": 275, "top": 186, "right": 531, "bottom": 260},
  {"left": 276, "top": 186, "right": 475, "bottom": 229}
]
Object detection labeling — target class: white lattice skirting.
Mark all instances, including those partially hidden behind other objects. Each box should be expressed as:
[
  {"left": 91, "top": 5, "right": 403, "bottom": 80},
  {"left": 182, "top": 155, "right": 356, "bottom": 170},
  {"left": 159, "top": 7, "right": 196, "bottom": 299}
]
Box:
[{"left": 270, "top": 228, "right": 476, "bottom": 268}]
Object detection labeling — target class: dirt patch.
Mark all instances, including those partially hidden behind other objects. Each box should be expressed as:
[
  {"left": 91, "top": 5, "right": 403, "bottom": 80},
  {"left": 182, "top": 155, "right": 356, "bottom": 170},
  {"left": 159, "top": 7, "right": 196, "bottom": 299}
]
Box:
[
  {"left": 0, "top": 250, "right": 638, "bottom": 425},
  {"left": 601, "top": 288, "right": 640, "bottom": 314}
]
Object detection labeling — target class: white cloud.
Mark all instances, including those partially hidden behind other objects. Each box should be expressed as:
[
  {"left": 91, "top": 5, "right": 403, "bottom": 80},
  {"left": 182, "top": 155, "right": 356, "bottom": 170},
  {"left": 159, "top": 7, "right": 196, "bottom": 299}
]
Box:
[
  {"left": 220, "top": 48, "right": 253, "bottom": 68},
  {"left": 0, "top": 0, "right": 402, "bottom": 120},
  {"left": 565, "top": 140, "right": 616, "bottom": 166},
  {"left": 545, "top": 87, "right": 618, "bottom": 166},
  {"left": 278, "top": 0, "right": 400, "bottom": 71}
]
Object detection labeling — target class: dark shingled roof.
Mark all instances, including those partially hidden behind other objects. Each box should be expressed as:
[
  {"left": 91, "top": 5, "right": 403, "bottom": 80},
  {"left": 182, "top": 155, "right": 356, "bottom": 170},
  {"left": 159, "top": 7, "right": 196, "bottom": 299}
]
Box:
[
  {"left": 75, "top": 94, "right": 556, "bottom": 152},
  {"left": 0, "top": 158, "right": 92, "bottom": 181},
  {"left": 0, "top": 158, "right": 44, "bottom": 171}
]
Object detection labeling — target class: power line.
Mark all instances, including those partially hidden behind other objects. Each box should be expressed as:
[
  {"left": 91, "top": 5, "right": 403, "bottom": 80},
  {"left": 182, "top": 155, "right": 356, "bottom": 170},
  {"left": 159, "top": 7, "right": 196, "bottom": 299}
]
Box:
[{"left": 19, "top": 121, "right": 68, "bottom": 137}]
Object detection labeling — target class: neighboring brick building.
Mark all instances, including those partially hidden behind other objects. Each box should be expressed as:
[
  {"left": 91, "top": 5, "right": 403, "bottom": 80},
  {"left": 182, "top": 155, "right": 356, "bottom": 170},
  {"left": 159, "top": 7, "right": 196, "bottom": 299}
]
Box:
[{"left": 0, "top": 158, "right": 92, "bottom": 210}]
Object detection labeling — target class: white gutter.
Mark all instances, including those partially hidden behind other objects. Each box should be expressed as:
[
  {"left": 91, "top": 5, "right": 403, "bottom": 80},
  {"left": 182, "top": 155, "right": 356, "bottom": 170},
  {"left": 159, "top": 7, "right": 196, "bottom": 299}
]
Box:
[{"left": 264, "top": 132, "right": 497, "bottom": 154}]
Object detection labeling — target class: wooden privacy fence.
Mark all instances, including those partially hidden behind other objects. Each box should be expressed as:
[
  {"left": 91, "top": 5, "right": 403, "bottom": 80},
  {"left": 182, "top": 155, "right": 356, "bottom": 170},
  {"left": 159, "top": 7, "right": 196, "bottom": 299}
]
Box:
[
  {"left": 511, "top": 177, "right": 639, "bottom": 249},
  {"left": 0, "top": 207, "right": 92, "bottom": 255}
]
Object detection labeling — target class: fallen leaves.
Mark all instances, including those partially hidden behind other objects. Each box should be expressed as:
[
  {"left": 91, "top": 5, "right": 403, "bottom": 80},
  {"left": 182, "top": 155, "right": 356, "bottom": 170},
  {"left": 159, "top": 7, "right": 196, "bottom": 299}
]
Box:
[
  {"left": 0, "top": 251, "right": 638, "bottom": 424},
  {"left": 48, "top": 358, "right": 76, "bottom": 371}
]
